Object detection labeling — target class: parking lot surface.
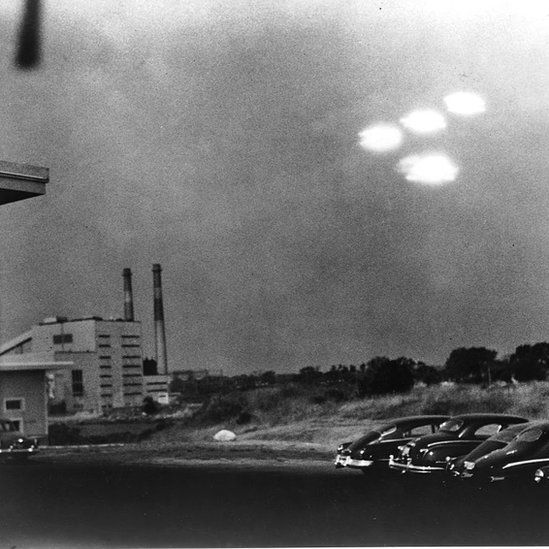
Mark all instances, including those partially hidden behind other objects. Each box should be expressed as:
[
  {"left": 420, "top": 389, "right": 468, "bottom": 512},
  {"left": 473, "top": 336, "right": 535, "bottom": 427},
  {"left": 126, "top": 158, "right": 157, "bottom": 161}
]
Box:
[{"left": 1, "top": 459, "right": 547, "bottom": 547}]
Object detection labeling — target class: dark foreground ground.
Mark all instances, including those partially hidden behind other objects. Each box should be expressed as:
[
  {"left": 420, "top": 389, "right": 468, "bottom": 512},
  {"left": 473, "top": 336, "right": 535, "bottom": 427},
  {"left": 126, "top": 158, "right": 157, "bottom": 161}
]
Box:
[{"left": 1, "top": 455, "right": 548, "bottom": 548}]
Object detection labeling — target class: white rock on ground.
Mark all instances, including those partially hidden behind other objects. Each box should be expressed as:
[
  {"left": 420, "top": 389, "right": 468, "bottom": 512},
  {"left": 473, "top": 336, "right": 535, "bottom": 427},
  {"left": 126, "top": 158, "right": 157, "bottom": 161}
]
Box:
[{"left": 213, "top": 429, "right": 236, "bottom": 442}]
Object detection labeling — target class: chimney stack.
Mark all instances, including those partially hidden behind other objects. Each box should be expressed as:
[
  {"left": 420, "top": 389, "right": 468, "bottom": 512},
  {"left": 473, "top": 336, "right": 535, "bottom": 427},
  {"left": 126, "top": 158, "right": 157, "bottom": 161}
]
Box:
[
  {"left": 122, "top": 268, "right": 134, "bottom": 322},
  {"left": 152, "top": 263, "right": 168, "bottom": 374}
]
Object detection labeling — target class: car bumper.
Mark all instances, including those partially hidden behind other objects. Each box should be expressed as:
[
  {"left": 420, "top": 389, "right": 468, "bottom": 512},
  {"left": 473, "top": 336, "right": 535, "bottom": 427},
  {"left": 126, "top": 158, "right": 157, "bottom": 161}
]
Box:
[
  {"left": 0, "top": 447, "right": 38, "bottom": 457},
  {"left": 346, "top": 458, "right": 374, "bottom": 468},
  {"left": 388, "top": 456, "right": 445, "bottom": 474},
  {"left": 334, "top": 454, "right": 349, "bottom": 468}
]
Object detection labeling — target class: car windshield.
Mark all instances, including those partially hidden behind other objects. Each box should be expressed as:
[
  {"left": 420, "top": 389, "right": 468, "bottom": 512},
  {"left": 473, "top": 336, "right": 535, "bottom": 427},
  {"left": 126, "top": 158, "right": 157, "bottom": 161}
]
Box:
[
  {"left": 439, "top": 419, "right": 464, "bottom": 433},
  {"left": 491, "top": 424, "right": 529, "bottom": 443},
  {"left": 380, "top": 425, "right": 397, "bottom": 437},
  {"left": 516, "top": 427, "right": 543, "bottom": 443}
]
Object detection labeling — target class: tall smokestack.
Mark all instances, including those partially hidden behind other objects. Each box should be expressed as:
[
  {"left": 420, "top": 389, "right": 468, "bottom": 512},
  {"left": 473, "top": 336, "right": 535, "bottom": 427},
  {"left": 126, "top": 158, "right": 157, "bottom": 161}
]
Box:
[
  {"left": 152, "top": 263, "right": 168, "bottom": 374},
  {"left": 122, "top": 268, "right": 135, "bottom": 322}
]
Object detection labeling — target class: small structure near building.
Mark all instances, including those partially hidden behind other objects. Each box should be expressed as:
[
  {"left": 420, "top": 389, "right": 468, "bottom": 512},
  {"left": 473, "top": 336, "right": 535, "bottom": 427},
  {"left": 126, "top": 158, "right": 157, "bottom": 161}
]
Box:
[{"left": 0, "top": 352, "right": 71, "bottom": 441}]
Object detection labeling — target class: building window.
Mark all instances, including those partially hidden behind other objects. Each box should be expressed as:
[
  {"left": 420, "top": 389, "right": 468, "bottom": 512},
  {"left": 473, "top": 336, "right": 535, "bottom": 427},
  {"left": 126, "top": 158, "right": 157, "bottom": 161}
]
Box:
[
  {"left": 100, "top": 384, "right": 113, "bottom": 389},
  {"left": 53, "top": 334, "right": 73, "bottom": 344},
  {"left": 4, "top": 398, "right": 24, "bottom": 412},
  {"left": 71, "top": 370, "right": 84, "bottom": 397},
  {"left": 9, "top": 419, "right": 22, "bottom": 432},
  {"left": 121, "top": 344, "right": 140, "bottom": 348},
  {"left": 100, "top": 374, "right": 112, "bottom": 379}
]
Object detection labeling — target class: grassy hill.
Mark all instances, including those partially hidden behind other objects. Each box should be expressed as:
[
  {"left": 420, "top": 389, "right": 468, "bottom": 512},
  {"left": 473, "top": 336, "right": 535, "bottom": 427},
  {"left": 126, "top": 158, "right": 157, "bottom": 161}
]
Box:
[{"left": 147, "top": 381, "right": 549, "bottom": 450}]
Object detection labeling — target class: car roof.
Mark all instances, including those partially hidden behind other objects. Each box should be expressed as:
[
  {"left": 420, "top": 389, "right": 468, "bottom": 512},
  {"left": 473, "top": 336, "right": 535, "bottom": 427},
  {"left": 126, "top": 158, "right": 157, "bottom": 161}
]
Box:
[
  {"left": 384, "top": 415, "right": 449, "bottom": 427},
  {"left": 450, "top": 413, "right": 528, "bottom": 422},
  {"left": 520, "top": 421, "right": 549, "bottom": 431}
]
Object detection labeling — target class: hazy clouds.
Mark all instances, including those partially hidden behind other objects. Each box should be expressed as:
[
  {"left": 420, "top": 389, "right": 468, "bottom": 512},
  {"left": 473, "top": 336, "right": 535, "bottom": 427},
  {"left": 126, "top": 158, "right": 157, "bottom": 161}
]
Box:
[{"left": 0, "top": 1, "right": 549, "bottom": 372}]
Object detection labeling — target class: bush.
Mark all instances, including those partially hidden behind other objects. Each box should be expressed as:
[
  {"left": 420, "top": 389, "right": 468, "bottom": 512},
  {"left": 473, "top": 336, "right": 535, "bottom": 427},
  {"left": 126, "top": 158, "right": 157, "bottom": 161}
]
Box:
[
  {"left": 142, "top": 396, "right": 159, "bottom": 415},
  {"left": 236, "top": 411, "right": 253, "bottom": 425},
  {"left": 48, "top": 423, "right": 81, "bottom": 445},
  {"left": 197, "top": 393, "right": 247, "bottom": 423},
  {"left": 359, "top": 357, "right": 415, "bottom": 396},
  {"left": 414, "top": 364, "right": 441, "bottom": 385}
]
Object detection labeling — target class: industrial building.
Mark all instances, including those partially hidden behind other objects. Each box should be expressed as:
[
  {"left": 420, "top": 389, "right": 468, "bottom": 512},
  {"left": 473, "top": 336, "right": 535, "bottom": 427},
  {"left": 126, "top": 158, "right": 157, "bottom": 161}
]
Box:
[
  {"left": 0, "top": 265, "right": 171, "bottom": 414},
  {"left": 0, "top": 316, "right": 146, "bottom": 413}
]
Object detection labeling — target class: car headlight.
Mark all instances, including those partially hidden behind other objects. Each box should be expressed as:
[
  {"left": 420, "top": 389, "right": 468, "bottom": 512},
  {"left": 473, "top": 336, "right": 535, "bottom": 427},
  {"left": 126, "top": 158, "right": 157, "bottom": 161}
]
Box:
[
  {"left": 464, "top": 461, "right": 475, "bottom": 471},
  {"left": 535, "top": 468, "right": 544, "bottom": 483}
]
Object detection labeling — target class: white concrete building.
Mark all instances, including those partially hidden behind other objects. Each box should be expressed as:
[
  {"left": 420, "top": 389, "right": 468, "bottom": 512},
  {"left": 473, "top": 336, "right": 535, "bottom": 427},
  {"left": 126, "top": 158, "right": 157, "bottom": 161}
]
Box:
[{"left": 0, "top": 317, "right": 147, "bottom": 413}]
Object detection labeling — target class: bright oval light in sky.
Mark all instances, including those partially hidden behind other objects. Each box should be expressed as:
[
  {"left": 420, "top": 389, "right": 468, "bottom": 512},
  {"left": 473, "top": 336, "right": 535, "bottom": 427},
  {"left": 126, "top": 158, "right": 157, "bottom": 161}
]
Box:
[
  {"left": 400, "top": 109, "right": 447, "bottom": 134},
  {"left": 358, "top": 124, "right": 403, "bottom": 153},
  {"left": 444, "top": 91, "right": 486, "bottom": 116},
  {"left": 397, "top": 153, "right": 459, "bottom": 185}
]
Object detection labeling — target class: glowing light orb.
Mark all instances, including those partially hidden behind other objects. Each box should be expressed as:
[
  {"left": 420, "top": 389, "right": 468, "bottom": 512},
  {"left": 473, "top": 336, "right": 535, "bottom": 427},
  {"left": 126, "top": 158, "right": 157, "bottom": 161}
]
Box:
[
  {"left": 400, "top": 109, "right": 447, "bottom": 134},
  {"left": 397, "top": 153, "right": 459, "bottom": 185},
  {"left": 358, "top": 124, "right": 403, "bottom": 153},
  {"left": 444, "top": 91, "right": 486, "bottom": 116}
]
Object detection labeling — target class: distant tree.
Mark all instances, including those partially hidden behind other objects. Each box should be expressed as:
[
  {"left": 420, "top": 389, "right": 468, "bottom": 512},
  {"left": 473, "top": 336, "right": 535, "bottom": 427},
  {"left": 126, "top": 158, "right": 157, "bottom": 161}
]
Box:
[
  {"left": 260, "top": 371, "right": 276, "bottom": 385},
  {"left": 169, "top": 376, "right": 186, "bottom": 394},
  {"left": 358, "top": 356, "right": 415, "bottom": 396},
  {"left": 234, "top": 374, "right": 256, "bottom": 391},
  {"left": 414, "top": 363, "right": 442, "bottom": 385},
  {"left": 509, "top": 343, "right": 549, "bottom": 382},
  {"left": 298, "top": 366, "right": 323, "bottom": 384},
  {"left": 444, "top": 347, "right": 498, "bottom": 383},
  {"left": 325, "top": 365, "right": 339, "bottom": 384},
  {"left": 359, "top": 363, "right": 366, "bottom": 373},
  {"left": 491, "top": 358, "right": 513, "bottom": 383}
]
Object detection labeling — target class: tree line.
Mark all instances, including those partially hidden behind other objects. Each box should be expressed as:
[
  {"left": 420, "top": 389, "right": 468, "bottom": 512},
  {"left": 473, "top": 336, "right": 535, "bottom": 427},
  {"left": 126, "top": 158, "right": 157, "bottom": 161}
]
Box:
[{"left": 169, "top": 342, "right": 549, "bottom": 400}]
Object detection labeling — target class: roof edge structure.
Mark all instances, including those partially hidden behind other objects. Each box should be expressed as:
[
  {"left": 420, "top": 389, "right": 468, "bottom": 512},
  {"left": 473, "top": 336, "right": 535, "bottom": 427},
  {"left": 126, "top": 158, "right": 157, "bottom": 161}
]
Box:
[
  {"left": 0, "top": 330, "right": 33, "bottom": 356},
  {"left": 0, "top": 352, "right": 72, "bottom": 372},
  {"left": 0, "top": 160, "right": 48, "bottom": 205}
]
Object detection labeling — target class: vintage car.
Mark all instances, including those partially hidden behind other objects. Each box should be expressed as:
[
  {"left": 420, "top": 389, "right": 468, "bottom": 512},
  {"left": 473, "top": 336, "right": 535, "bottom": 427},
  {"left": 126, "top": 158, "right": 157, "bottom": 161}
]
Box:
[
  {"left": 446, "top": 421, "right": 549, "bottom": 483},
  {"left": 448, "top": 422, "right": 536, "bottom": 479},
  {"left": 0, "top": 418, "right": 39, "bottom": 460},
  {"left": 388, "top": 413, "right": 529, "bottom": 474},
  {"left": 334, "top": 415, "right": 449, "bottom": 472}
]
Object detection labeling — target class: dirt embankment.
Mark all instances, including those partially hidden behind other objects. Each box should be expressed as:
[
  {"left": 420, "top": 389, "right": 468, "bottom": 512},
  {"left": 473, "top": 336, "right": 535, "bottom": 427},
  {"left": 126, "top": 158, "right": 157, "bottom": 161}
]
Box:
[{"left": 43, "top": 381, "right": 549, "bottom": 466}]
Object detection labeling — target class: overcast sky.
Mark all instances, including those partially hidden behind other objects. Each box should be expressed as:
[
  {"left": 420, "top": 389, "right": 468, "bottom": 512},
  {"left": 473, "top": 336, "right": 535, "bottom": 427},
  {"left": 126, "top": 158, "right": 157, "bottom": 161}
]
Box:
[{"left": 0, "top": 1, "right": 548, "bottom": 373}]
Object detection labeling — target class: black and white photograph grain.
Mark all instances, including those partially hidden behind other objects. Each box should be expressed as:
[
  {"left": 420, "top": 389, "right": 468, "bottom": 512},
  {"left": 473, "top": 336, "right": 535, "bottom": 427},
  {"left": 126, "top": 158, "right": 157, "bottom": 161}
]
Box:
[{"left": 1, "top": 1, "right": 549, "bottom": 548}]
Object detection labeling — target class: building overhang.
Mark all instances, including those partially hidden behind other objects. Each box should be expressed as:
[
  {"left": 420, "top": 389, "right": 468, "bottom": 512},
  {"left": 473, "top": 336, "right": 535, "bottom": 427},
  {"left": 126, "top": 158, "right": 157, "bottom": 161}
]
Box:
[
  {"left": 0, "top": 160, "right": 48, "bottom": 205},
  {"left": 0, "top": 352, "right": 72, "bottom": 372}
]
